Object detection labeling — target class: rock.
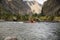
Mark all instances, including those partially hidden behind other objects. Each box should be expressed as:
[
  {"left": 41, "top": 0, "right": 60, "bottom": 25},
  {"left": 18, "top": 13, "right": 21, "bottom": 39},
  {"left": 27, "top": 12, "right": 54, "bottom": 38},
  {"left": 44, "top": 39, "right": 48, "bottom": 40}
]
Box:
[
  {"left": 42, "top": 0, "right": 60, "bottom": 16},
  {"left": 4, "top": 36, "right": 17, "bottom": 40}
]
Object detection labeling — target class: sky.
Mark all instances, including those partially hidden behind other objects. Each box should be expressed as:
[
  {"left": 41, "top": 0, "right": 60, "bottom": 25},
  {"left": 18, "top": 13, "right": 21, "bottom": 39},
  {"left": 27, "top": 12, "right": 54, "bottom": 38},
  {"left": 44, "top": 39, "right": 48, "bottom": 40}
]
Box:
[
  {"left": 37, "top": 0, "right": 47, "bottom": 4},
  {"left": 23, "top": 0, "right": 47, "bottom": 4}
]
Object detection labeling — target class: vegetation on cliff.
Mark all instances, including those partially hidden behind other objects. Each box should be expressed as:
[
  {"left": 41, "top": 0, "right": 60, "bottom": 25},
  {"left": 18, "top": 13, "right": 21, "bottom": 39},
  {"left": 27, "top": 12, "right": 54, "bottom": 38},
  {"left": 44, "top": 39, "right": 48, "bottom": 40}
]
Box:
[
  {"left": 0, "top": 4, "right": 60, "bottom": 22},
  {"left": 0, "top": 0, "right": 60, "bottom": 22}
]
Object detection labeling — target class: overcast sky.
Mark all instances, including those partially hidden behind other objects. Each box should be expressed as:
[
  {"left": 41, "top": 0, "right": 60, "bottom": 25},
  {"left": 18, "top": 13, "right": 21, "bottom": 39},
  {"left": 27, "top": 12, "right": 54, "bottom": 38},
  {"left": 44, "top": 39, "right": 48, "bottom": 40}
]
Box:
[{"left": 37, "top": 0, "right": 47, "bottom": 4}]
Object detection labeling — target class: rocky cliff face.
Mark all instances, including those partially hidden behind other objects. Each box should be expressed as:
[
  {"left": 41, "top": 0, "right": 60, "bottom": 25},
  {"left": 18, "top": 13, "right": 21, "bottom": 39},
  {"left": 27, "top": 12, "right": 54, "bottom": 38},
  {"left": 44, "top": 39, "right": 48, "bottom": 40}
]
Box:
[
  {"left": 42, "top": 0, "right": 60, "bottom": 16},
  {"left": 1, "top": 0, "right": 42, "bottom": 15}
]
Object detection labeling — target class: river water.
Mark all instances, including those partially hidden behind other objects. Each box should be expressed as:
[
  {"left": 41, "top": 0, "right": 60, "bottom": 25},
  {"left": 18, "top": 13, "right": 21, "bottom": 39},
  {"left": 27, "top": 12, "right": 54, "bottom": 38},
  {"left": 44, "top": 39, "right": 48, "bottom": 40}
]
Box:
[{"left": 0, "top": 22, "right": 60, "bottom": 40}]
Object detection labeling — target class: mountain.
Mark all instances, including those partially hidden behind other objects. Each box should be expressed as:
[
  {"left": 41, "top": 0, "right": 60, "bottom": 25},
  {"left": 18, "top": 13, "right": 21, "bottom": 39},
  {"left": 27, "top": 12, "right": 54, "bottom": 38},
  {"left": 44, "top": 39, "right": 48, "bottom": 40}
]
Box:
[
  {"left": 42, "top": 0, "right": 60, "bottom": 16},
  {"left": 1, "top": 0, "right": 42, "bottom": 15}
]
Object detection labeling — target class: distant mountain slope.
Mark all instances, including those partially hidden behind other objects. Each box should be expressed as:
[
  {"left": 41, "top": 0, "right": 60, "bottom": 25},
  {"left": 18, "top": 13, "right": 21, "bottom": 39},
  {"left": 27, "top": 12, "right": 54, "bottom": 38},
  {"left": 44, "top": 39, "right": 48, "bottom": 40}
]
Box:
[{"left": 1, "top": 0, "right": 42, "bottom": 14}]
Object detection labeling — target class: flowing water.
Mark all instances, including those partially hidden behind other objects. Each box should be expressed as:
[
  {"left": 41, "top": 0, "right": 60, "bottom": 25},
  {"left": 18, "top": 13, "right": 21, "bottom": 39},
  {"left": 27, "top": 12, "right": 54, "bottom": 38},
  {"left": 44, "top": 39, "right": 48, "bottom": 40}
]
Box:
[{"left": 0, "top": 22, "right": 60, "bottom": 40}]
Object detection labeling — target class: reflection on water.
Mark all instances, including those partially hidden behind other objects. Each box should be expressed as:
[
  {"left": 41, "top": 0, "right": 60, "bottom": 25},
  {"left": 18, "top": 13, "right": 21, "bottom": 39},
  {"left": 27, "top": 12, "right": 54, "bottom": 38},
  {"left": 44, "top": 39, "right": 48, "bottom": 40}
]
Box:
[{"left": 0, "top": 22, "right": 60, "bottom": 40}]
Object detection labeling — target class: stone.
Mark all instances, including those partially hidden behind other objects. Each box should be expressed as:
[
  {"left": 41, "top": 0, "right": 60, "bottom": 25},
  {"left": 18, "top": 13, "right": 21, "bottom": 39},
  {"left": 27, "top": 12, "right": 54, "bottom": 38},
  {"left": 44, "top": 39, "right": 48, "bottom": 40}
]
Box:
[{"left": 4, "top": 36, "right": 17, "bottom": 40}]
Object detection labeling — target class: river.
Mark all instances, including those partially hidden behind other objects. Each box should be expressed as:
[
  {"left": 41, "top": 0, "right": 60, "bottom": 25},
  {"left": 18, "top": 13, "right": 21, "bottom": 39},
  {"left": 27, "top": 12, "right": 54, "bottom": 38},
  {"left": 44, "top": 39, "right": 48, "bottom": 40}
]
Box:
[{"left": 0, "top": 22, "right": 60, "bottom": 40}]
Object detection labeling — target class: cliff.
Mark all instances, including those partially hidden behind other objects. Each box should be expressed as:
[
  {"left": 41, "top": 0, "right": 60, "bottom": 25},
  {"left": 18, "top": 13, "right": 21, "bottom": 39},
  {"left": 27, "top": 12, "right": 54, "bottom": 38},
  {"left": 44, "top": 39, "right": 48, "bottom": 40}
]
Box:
[
  {"left": 1, "top": 0, "right": 42, "bottom": 15},
  {"left": 42, "top": 0, "right": 60, "bottom": 16}
]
